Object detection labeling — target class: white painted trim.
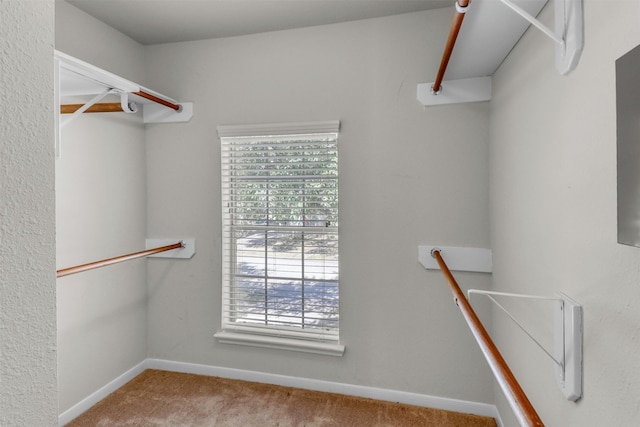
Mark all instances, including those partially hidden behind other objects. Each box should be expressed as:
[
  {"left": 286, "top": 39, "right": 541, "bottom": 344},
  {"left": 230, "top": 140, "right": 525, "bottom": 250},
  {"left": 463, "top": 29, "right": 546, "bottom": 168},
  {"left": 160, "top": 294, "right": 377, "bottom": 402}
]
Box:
[
  {"left": 59, "top": 358, "right": 502, "bottom": 425},
  {"left": 217, "top": 120, "right": 340, "bottom": 138},
  {"left": 57, "top": 360, "right": 147, "bottom": 426},
  {"left": 55, "top": 50, "right": 140, "bottom": 94},
  {"left": 213, "top": 330, "right": 345, "bottom": 356},
  {"left": 419, "top": 245, "right": 493, "bottom": 273}
]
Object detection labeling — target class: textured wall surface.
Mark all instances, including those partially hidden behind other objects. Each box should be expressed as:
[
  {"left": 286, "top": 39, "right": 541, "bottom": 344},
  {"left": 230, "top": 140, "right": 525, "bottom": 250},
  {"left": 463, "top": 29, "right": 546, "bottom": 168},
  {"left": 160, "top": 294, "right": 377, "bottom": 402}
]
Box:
[
  {"left": 0, "top": 1, "right": 57, "bottom": 425},
  {"left": 143, "top": 10, "right": 494, "bottom": 404},
  {"left": 490, "top": 2, "right": 640, "bottom": 426}
]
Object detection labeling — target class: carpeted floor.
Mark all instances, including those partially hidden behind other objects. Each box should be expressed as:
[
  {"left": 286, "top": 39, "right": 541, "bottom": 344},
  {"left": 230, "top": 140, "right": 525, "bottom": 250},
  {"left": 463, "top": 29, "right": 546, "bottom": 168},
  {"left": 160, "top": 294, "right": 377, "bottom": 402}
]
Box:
[{"left": 66, "top": 369, "right": 497, "bottom": 427}]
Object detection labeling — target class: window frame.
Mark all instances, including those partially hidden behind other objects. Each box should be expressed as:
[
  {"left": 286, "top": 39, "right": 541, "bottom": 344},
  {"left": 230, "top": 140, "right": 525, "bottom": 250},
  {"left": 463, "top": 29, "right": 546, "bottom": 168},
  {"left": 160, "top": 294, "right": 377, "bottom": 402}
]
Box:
[{"left": 215, "top": 121, "right": 344, "bottom": 356}]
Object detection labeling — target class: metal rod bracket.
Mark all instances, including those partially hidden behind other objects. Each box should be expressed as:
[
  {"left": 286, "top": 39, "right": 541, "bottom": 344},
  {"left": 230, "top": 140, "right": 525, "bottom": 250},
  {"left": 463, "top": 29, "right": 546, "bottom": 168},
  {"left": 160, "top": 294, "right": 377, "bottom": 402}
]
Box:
[
  {"left": 468, "top": 289, "right": 583, "bottom": 401},
  {"left": 120, "top": 93, "right": 139, "bottom": 113},
  {"left": 500, "top": 0, "right": 584, "bottom": 75},
  {"left": 60, "top": 88, "right": 113, "bottom": 128}
]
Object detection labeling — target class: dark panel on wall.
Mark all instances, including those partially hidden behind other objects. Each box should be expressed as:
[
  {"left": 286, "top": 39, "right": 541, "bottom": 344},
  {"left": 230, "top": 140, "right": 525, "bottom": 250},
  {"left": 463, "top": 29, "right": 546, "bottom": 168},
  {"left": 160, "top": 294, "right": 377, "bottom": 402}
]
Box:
[{"left": 617, "top": 44, "right": 640, "bottom": 247}]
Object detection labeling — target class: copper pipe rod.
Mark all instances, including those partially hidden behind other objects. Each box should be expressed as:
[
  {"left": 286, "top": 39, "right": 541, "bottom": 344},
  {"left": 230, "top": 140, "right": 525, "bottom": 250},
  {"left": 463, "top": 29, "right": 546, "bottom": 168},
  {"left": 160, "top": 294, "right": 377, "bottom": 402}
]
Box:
[
  {"left": 133, "top": 90, "right": 181, "bottom": 111},
  {"left": 432, "top": 250, "right": 545, "bottom": 427},
  {"left": 57, "top": 242, "right": 184, "bottom": 278},
  {"left": 60, "top": 102, "right": 124, "bottom": 114},
  {"left": 432, "top": 0, "right": 470, "bottom": 93}
]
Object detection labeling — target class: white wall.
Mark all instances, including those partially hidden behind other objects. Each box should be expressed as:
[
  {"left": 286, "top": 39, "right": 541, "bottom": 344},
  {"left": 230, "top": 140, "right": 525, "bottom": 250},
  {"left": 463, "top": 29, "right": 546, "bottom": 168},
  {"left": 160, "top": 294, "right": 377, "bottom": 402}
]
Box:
[
  {"left": 55, "top": 1, "right": 148, "bottom": 413},
  {"left": 490, "top": 1, "right": 640, "bottom": 425},
  {"left": 143, "top": 10, "right": 495, "bottom": 403},
  {"left": 55, "top": 1, "right": 145, "bottom": 83},
  {"left": 0, "top": 1, "right": 57, "bottom": 425}
]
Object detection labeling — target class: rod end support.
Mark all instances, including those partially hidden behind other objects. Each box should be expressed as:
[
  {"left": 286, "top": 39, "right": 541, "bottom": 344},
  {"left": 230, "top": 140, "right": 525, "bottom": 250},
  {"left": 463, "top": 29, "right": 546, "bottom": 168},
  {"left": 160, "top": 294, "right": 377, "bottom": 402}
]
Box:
[{"left": 455, "top": 0, "right": 469, "bottom": 14}]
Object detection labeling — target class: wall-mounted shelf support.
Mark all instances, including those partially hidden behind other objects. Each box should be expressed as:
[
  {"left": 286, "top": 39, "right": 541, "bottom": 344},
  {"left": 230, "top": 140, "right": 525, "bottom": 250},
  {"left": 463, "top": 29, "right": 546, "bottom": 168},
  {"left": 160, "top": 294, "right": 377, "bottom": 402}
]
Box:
[
  {"left": 500, "top": 0, "right": 562, "bottom": 45},
  {"left": 500, "top": 0, "right": 583, "bottom": 75},
  {"left": 418, "top": 245, "right": 492, "bottom": 273},
  {"left": 417, "top": 76, "right": 492, "bottom": 107},
  {"left": 55, "top": 50, "right": 194, "bottom": 157},
  {"left": 141, "top": 100, "right": 194, "bottom": 124},
  {"left": 468, "top": 289, "right": 583, "bottom": 401},
  {"left": 60, "top": 87, "right": 113, "bottom": 128},
  {"left": 145, "top": 238, "right": 195, "bottom": 259}
]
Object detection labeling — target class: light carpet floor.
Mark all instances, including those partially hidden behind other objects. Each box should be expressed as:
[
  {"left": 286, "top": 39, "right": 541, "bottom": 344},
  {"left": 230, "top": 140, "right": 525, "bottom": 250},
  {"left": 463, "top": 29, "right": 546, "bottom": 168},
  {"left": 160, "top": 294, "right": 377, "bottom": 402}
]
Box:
[{"left": 66, "top": 369, "right": 498, "bottom": 427}]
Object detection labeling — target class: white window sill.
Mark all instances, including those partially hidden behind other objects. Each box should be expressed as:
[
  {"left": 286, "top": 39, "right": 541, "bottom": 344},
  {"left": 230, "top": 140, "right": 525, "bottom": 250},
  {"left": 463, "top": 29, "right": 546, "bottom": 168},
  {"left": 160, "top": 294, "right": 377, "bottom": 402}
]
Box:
[{"left": 214, "top": 331, "right": 345, "bottom": 357}]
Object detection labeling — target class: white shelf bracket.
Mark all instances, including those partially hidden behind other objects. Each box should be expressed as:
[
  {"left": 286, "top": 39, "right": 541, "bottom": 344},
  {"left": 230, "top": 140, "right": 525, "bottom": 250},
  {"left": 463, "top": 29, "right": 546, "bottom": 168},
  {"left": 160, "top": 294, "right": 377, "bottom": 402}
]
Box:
[
  {"left": 418, "top": 245, "right": 492, "bottom": 273},
  {"left": 468, "top": 290, "right": 583, "bottom": 401},
  {"left": 142, "top": 101, "right": 193, "bottom": 124},
  {"left": 145, "top": 238, "right": 195, "bottom": 259},
  {"left": 417, "top": 77, "right": 492, "bottom": 107},
  {"left": 55, "top": 50, "right": 195, "bottom": 159},
  {"left": 500, "top": 0, "right": 583, "bottom": 75},
  {"left": 60, "top": 87, "right": 113, "bottom": 129}
]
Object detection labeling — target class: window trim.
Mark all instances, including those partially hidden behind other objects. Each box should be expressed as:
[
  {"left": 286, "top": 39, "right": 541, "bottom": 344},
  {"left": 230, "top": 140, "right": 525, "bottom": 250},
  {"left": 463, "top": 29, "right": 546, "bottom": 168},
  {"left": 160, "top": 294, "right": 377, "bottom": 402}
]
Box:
[
  {"left": 217, "top": 121, "right": 340, "bottom": 138},
  {"left": 216, "top": 121, "right": 342, "bottom": 356},
  {"left": 213, "top": 331, "right": 345, "bottom": 357}
]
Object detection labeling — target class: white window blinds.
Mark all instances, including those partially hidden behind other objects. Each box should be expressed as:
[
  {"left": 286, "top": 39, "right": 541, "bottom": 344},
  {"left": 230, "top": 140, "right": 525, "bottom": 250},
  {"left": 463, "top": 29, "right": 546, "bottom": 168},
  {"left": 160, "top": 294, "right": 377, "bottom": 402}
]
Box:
[{"left": 218, "top": 121, "right": 340, "bottom": 343}]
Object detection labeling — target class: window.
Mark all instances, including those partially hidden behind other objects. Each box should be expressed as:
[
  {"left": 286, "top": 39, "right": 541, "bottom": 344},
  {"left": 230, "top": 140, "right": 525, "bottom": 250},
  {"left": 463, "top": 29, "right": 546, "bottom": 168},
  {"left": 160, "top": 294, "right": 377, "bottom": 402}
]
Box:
[{"left": 216, "top": 121, "right": 343, "bottom": 356}]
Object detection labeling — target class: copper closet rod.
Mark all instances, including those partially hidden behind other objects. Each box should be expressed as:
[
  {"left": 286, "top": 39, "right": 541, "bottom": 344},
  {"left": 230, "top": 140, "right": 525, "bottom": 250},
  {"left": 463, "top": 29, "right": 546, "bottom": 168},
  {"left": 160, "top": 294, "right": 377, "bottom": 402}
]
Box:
[
  {"left": 134, "top": 90, "right": 181, "bottom": 111},
  {"left": 57, "top": 242, "right": 184, "bottom": 278},
  {"left": 432, "top": 0, "right": 470, "bottom": 93},
  {"left": 61, "top": 102, "right": 123, "bottom": 114},
  {"left": 431, "top": 250, "right": 545, "bottom": 427},
  {"left": 61, "top": 92, "right": 181, "bottom": 114}
]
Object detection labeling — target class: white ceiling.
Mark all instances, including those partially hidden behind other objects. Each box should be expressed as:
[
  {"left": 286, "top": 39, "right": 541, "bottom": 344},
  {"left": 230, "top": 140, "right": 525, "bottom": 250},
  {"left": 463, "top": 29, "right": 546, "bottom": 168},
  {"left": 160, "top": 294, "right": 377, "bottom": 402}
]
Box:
[{"left": 66, "top": 0, "right": 453, "bottom": 45}]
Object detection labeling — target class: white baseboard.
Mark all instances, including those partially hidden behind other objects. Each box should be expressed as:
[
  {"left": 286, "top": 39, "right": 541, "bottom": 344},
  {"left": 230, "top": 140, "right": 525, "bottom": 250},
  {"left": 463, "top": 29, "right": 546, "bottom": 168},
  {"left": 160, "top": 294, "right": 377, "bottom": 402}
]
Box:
[
  {"left": 58, "top": 360, "right": 147, "bottom": 426},
  {"left": 59, "top": 358, "right": 503, "bottom": 426}
]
